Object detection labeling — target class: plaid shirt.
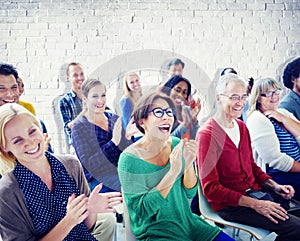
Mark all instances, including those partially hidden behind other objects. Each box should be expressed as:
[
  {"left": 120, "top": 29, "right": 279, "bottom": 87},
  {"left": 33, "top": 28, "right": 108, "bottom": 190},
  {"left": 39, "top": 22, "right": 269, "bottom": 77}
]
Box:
[{"left": 59, "top": 90, "right": 82, "bottom": 144}]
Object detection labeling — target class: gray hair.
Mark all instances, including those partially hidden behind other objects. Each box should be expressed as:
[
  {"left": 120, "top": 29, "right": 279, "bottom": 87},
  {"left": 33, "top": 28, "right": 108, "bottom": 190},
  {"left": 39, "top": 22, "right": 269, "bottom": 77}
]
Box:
[{"left": 215, "top": 73, "right": 247, "bottom": 94}]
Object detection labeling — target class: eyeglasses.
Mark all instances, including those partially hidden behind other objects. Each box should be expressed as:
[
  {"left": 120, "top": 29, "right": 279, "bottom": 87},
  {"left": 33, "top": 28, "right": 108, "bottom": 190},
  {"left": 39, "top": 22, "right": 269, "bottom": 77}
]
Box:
[
  {"left": 260, "top": 89, "right": 281, "bottom": 98},
  {"left": 149, "top": 107, "right": 175, "bottom": 118},
  {"left": 220, "top": 94, "right": 249, "bottom": 102}
]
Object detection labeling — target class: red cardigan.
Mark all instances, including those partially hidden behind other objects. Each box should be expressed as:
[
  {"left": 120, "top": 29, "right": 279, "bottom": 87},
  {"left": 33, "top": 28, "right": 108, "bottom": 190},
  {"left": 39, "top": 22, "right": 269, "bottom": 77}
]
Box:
[{"left": 197, "top": 118, "right": 271, "bottom": 211}]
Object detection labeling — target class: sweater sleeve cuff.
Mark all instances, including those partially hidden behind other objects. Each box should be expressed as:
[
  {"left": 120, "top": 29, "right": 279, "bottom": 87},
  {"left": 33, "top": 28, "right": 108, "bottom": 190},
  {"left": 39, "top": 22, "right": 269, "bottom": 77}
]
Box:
[
  {"left": 143, "top": 188, "right": 168, "bottom": 212},
  {"left": 183, "top": 179, "right": 198, "bottom": 199}
]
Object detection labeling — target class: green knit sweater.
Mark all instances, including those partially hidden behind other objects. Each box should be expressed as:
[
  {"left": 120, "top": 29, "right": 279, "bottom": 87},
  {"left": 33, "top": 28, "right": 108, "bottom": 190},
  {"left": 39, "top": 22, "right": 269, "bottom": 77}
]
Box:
[{"left": 118, "top": 136, "right": 220, "bottom": 241}]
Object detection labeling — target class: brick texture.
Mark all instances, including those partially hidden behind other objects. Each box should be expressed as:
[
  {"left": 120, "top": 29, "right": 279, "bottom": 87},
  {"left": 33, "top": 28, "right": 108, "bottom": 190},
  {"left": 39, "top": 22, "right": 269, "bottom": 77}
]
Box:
[{"left": 0, "top": 0, "right": 299, "bottom": 153}]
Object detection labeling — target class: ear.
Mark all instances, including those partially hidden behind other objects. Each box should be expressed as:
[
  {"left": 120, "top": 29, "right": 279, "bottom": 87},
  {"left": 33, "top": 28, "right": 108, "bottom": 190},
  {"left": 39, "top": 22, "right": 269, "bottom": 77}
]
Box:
[
  {"left": 216, "top": 94, "right": 221, "bottom": 103},
  {"left": 82, "top": 95, "right": 87, "bottom": 102},
  {"left": 0, "top": 145, "right": 9, "bottom": 155},
  {"left": 257, "top": 97, "right": 261, "bottom": 103},
  {"left": 138, "top": 119, "right": 145, "bottom": 129}
]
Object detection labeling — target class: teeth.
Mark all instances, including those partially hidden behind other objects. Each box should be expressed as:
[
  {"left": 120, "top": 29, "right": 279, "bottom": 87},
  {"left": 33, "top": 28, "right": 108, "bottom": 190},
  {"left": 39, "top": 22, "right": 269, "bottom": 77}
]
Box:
[
  {"left": 3, "top": 100, "right": 15, "bottom": 103},
  {"left": 159, "top": 124, "right": 170, "bottom": 128},
  {"left": 26, "top": 145, "right": 39, "bottom": 154},
  {"left": 159, "top": 124, "right": 170, "bottom": 131}
]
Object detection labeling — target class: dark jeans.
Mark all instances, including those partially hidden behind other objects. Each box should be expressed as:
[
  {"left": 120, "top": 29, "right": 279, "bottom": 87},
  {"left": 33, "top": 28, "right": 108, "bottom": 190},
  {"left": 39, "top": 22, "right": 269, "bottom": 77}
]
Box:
[
  {"left": 218, "top": 206, "right": 300, "bottom": 241},
  {"left": 271, "top": 172, "right": 300, "bottom": 201},
  {"left": 213, "top": 232, "right": 234, "bottom": 241}
]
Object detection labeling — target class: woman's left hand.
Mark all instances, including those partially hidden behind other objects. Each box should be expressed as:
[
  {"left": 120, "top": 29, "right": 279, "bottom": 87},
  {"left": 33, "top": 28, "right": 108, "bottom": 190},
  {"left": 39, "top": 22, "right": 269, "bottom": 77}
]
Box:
[
  {"left": 88, "top": 183, "right": 123, "bottom": 213},
  {"left": 274, "top": 184, "right": 295, "bottom": 199},
  {"left": 264, "top": 110, "right": 285, "bottom": 123},
  {"left": 125, "top": 116, "right": 139, "bottom": 140},
  {"left": 112, "top": 117, "right": 122, "bottom": 145},
  {"left": 190, "top": 98, "right": 201, "bottom": 123},
  {"left": 182, "top": 139, "right": 198, "bottom": 171}
]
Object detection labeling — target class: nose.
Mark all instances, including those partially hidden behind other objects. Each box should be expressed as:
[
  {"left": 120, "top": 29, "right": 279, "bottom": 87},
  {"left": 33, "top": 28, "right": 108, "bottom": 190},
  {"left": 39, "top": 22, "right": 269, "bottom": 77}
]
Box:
[
  {"left": 6, "top": 88, "right": 16, "bottom": 97},
  {"left": 25, "top": 138, "right": 35, "bottom": 147}
]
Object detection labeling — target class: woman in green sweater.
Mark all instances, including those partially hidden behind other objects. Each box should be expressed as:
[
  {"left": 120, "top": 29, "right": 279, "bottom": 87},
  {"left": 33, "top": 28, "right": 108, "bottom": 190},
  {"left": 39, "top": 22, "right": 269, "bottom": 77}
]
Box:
[{"left": 118, "top": 92, "right": 233, "bottom": 241}]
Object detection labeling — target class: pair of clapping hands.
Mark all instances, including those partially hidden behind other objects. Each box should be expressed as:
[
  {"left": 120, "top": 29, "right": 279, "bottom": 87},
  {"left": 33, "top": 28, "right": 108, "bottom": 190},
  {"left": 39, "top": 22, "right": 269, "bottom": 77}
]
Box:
[
  {"left": 170, "top": 138, "right": 198, "bottom": 174},
  {"left": 65, "top": 183, "right": 123, "bottom": 225}
]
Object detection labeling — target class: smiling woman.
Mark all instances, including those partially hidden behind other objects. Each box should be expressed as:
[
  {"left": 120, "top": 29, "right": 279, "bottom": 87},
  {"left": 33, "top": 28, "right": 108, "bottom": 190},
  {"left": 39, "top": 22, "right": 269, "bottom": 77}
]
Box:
[
  {"left": 160, "top": 75, "right": 201, "bottom": 140},
  {"left": 246, "top": 77, "right": 300, "bottom": 200},
  {"left": 118, "top": 91, "right": 234, "bottom": 241},
  {"left": 0, "top": 103, "right": 122, "bottom": 241},
  {"left": 71, "top": 79, "right": 133, "bottom": 193}
]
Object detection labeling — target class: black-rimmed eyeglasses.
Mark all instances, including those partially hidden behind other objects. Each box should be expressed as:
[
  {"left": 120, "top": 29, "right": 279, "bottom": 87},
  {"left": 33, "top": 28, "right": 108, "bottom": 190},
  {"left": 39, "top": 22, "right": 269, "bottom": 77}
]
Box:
[
  {"left": 220, "top": 94, "right": 249, "bottom": 102},
  {"left": 260, "top": 89, "right": 281, "bottom": 98},
  {"left": 149, "top": 107, "right": 175, "bottom": 118}
]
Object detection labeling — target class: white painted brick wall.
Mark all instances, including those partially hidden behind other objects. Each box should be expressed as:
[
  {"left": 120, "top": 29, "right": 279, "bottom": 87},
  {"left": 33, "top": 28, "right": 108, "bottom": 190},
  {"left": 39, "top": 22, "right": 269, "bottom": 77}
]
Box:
[{"left": 0, "top": 0, "right": 299, "bottom": 153}]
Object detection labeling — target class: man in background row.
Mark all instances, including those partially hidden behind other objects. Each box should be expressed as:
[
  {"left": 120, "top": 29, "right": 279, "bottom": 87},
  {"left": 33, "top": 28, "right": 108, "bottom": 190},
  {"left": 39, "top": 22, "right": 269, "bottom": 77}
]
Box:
[
  {"left": 280, "top": 57, "right": 300, "bottom": 120},
  {"left": 0, "top": 63, "right": 52, "bottom": 153},
  {"left": 59, "top": 62, "right": 85, "bottom": 153}
]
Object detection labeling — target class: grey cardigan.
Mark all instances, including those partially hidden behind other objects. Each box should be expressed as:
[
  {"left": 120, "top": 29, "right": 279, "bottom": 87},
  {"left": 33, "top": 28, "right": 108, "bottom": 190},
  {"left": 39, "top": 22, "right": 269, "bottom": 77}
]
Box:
[{"left": 0, "top": 155, "right": 90, "bottom": 241}]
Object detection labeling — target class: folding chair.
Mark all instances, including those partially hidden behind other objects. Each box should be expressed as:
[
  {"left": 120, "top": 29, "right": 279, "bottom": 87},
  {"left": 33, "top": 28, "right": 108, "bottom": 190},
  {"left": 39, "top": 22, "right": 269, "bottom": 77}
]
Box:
[
  {"left": 123, "top": 200, "right": 137, "bottom": 241},
  {"left": 198, "top": 183, "right": 272, "bottom": 241}
]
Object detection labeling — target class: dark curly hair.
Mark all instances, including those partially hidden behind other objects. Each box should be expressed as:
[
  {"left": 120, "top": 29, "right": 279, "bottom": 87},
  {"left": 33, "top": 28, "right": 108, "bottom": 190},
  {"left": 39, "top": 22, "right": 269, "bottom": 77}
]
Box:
[
  {"left": 0, "top": 63, "right": 19, "bottom": 80},
  {"left": 283, "top": 57, "right": 300, "bottom": 89}
]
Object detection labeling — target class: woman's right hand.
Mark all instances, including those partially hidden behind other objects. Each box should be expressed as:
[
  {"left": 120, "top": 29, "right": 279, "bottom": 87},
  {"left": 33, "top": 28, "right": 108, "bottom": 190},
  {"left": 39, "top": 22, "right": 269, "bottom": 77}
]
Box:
[
  {"left": 65, "top": 194, "right": 89, "bottom": 227},
  {"left": 169, "top": 141, "right": 183, "bottom": 175},
  {"left": 112, "top": 117, "right": 122, "bottom": 145},
  {"left": 252, "top": 199, "right": 289, "bottom": 224}
]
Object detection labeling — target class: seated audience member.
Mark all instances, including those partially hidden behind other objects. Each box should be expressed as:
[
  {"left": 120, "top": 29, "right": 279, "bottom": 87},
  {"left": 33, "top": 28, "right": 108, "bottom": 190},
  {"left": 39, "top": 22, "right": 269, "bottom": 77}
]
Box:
[
  {"left": 118, "top": 91, "right": 234, "bottom": 241},
  {"left": 0, "top": 103, "right": 122, "bottom": 241},
  {"left": 17, "top": 77, "right": 36, "bottom": 115},
  {"left": 72, "top": 79, "right": 132, "bottom": 193},
  {"left": 59, "top": 62, "right": 85, "bottom": 152},
  {"left": 220, "top": 67, "right": 254, "bottom": 122},
  {"left": 161, "top": 75, "right": 201, "bottom": 140},
  {"left": 198, "top": 73, "right": 300, "bottom": 241},
  {"left": 0, "top": 63, "right": 53, "bottom": 153},
  {"left": 166, "top": 58, "right": 185, "bottom": 78},
  {"left": 279, "top": 57, "right": 300, "bottom": 120},
  {"left": 247, "top": 77, "right": 300, "bottom": 200},
  {"left": 120, "top": 72, "right": 142, "bottom": 130},
  {"left": 220, "top": 67, "right": 238, "bottom": 76}
]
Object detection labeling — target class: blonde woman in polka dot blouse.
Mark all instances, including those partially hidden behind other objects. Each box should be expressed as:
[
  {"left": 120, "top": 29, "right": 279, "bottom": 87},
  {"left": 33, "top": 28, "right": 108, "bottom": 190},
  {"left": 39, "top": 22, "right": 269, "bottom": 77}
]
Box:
[{"left": 0, "top": 103, "right": 122, "bottom": 241}]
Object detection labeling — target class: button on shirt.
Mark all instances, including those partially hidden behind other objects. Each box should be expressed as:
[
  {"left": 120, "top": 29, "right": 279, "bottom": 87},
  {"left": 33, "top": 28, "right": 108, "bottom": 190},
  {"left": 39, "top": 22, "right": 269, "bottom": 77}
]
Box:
[{"left": 13, "top": 152, "right": 96, "bottom": 241}]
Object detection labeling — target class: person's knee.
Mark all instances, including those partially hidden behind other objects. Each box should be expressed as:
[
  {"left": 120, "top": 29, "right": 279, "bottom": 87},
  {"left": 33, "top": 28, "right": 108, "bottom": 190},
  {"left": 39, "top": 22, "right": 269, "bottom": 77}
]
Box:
[{"left": 92, "top": 213, "right": 116, "bottom": 241}]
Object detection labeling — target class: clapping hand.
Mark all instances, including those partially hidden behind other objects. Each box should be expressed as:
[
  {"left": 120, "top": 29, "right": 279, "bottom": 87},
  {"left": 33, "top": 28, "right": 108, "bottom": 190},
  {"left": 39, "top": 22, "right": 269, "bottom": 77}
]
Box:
[
  {"left": 88, "top": 183, "right": 123, "bottom": 213},
  {"left": 169, "top": 141, "right": 184, "bottom": 175},
  {"left": 190, "top": 98, "right": 201, "bottom": 124},
  {"left": 65, "top": 194, "right": 89, "bottom": 227},
  {"left": 125, "top": 116, "right": 139, "bottom": 140},
  {"left": 182, "top": 139, "right": 197, "bottom": 171},
  {"left": 112, "top": 117, "right": 122, "bottom": 145}
]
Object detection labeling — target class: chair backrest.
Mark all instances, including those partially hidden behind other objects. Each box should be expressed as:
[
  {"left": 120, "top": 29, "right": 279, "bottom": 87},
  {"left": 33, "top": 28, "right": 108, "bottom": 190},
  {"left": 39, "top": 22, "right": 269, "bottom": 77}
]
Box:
[
  {"left": 123, "top": 200, "right": 137, "bottom": 241},
  {"left": 198, "top": 183, "right": 271, "bottom": 240}
]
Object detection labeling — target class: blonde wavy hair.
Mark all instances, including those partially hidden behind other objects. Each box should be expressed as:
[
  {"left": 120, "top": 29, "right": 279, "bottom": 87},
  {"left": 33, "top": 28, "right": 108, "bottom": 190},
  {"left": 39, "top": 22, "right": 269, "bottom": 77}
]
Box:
[
  {"left": 0, "top": 103, "right": 42, "bottom": 176},
  {"left": 123, "top": 72, "right": 142, "bottom": 107},
  {"left": 248, "top": 77, "right": 281, "bottom": 116}
]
